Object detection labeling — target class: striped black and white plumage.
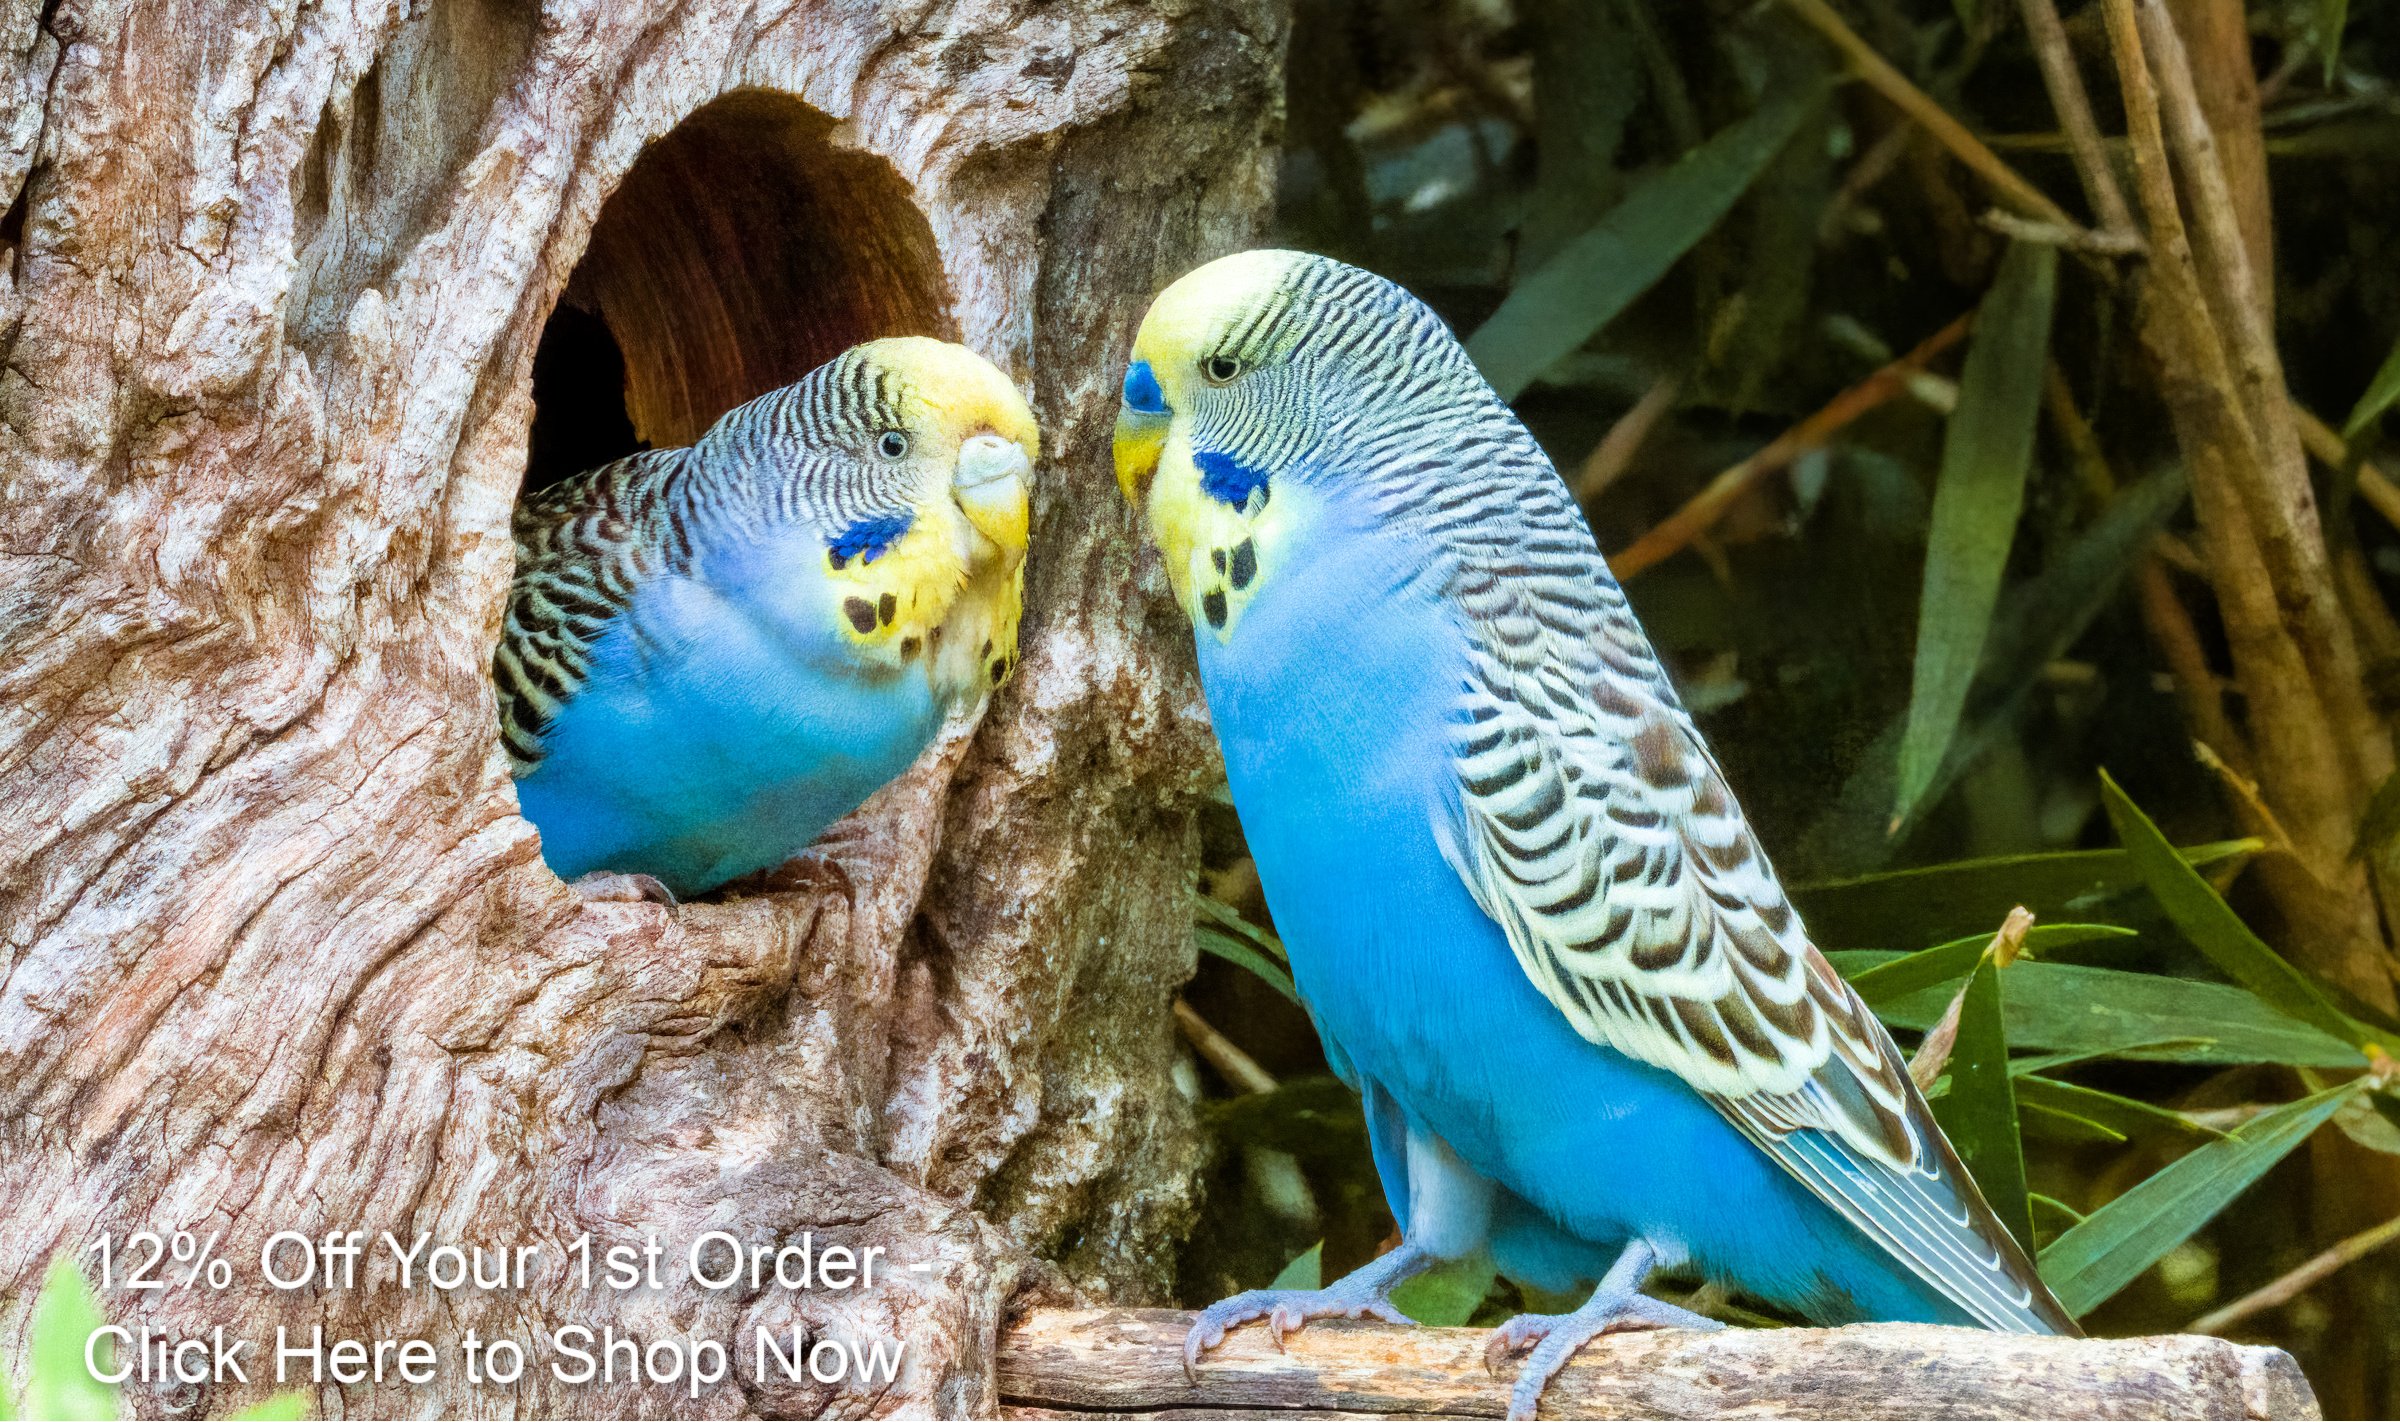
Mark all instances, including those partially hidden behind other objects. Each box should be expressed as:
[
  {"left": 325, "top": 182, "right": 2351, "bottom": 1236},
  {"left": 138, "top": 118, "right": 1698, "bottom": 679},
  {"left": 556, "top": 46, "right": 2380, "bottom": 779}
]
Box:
[
  {"left": 1115, "top": 250, "right": 2071, "bottom": 1418},
  {"left": 497, "top": 337, "right": 1035, "bottom": 898}
]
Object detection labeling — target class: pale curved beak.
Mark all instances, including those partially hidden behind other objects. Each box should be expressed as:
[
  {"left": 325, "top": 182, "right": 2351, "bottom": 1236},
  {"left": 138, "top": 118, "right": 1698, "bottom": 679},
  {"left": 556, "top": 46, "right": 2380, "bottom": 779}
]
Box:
[
  {"left": 953, "top": 431, "right": 1032, "bottom": 560},
  {"left": 955, "top": 431, "right": 1032, "bottom": 493}
]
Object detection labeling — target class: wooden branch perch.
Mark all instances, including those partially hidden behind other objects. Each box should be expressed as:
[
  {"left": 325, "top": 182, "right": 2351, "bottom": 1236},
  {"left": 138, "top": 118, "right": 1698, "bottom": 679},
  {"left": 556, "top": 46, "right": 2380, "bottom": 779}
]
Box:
[{"left": 998, "top": 1308, "right": 2319, "bottom": 1419}]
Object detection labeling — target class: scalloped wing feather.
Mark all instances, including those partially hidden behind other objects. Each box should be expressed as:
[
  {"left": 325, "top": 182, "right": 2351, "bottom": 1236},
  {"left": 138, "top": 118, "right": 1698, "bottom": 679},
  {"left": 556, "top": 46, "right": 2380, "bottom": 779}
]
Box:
[
  {"left": 1436, "top": 576, "right": 2074, "bottom": 1335},
  {"left": 495, "top": 448, "right": 686, "bottom": 774}
]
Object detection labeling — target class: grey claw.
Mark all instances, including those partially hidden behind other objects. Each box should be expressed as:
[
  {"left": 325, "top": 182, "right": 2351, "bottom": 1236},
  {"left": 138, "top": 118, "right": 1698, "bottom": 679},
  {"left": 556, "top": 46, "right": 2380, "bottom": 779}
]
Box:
[{"left": 569, "top": 870, "right": 677, "bottom": 905}]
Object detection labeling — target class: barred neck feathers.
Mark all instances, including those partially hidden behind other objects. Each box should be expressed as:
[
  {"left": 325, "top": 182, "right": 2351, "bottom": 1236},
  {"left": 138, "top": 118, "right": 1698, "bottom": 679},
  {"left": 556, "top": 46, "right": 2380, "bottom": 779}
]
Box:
[{"left": 1228, "top": 261, "right": 1643, "bottom": 688}]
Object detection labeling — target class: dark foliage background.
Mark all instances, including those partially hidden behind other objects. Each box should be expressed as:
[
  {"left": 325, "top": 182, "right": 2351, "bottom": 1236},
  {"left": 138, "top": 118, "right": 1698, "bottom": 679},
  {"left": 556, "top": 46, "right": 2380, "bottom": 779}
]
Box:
[{"left": 1167, "top": 2, "right": 2400, "bottom": 1416}]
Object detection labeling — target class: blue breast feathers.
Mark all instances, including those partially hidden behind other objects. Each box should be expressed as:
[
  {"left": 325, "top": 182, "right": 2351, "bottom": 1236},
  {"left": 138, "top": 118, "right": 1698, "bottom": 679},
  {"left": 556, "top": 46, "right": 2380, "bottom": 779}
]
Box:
[
  {"left": 829, "top": 512, "right": 913, "bottom": 568},
  {"left": 1195, "top": 449, "right": 1270, "bottom": 510},
  {"left": 1122, "top": 359, "right": 1167, "bottom": 414}
]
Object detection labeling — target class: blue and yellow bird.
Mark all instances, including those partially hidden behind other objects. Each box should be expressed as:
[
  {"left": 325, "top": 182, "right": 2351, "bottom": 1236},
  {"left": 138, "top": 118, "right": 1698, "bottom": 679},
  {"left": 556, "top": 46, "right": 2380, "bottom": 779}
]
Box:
[
  {"left": 1116, "top": 251, "right": 2074, "bottom": 1417},
  {"left": 496, "top": 338, "right": 1035, "bottom": 900}
]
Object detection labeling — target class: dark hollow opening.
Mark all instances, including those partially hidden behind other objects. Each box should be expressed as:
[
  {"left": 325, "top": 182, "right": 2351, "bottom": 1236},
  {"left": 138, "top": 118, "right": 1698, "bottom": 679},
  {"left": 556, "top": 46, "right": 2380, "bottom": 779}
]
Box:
[
  {"left": 525, "top": 303, "right": 643, "bottom": 488},
  {"left": 521, "top": 89, "right": 956, "bottom": 495}
]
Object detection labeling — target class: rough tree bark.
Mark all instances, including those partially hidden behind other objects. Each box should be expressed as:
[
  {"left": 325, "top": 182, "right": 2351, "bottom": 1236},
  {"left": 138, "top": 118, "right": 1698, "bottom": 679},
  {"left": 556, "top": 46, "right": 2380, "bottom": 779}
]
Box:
[{"left": 0, "top": 0, "right": 1284, "bottom": 1414}]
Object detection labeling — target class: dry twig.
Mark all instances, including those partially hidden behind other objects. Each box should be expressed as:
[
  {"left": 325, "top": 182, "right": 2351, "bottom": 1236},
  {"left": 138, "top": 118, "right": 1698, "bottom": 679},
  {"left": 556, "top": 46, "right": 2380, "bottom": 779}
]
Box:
[
  {"left": 2013, "top": 0, "right": 2140, "bottom": 239},
  {"left": 2042, "top": 366, "right": 2253, "bottom": 772},
  {"left": 1174, "top": 999, "right": 1278, "bottom": 1095},
  {"left": 2293, "top": 403, "right": 2400, "bottom": 535},
  {"left": 1574, "top": 374, "right": 1681, "bottom": 503},
  {"left": 2188, "top": 1212, "right": 2400, "bottom": 1335},
  {"left": 1612, "top": 312, "right": 1973, "bottom": 580},
  {"left": 1779, "top": 0, "right": 2078, "bottom": 230},
  {"left": 2100, "top": 0, "right": 2395, "bottom": 1004},
  {"left": 1909, "top": 907, "right": 2034, "bottom": 1089}
]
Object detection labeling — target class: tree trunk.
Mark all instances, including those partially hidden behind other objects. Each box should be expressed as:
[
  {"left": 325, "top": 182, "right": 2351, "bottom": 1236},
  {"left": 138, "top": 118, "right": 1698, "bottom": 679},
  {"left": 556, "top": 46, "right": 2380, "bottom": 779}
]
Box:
[{"left": 0, "top": 0, "right": 1283, "bottom": 1414}]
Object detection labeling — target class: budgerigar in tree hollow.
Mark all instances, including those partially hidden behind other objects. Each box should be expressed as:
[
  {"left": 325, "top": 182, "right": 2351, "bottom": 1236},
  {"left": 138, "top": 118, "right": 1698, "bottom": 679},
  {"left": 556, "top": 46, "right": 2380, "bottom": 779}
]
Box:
[
  {"left": 497, "top": 338, "right": 1035, "bottom": 900},
  {"left": 1115, "top": 251, "right": 2074, "bottom": 1419}
]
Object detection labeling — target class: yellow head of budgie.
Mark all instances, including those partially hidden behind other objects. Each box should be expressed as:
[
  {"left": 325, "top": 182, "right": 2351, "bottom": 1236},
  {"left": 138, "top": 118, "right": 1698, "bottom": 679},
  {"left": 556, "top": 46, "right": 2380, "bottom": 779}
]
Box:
[
  {"left": 814, "top": 337, "right": 1037, "bottom": 695},
  {"left": 1112, "top": 250, "right": 1309, "bottom": 506}
]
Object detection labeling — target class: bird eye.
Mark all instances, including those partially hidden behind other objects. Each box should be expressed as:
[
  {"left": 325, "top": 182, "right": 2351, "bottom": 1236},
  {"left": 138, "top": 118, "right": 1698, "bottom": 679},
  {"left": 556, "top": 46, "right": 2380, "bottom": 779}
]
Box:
[
  {"left": 877, "top": 430, "right": 909, "bottom": 459},
  {"left": 1202, "top": 355, "right": 1243, "bottom": 384}
]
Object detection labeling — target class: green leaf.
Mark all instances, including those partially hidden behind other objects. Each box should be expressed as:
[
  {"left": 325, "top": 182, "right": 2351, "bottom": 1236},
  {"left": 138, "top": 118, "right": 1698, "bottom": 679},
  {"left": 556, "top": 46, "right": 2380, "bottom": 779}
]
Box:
[
  {"left": 2321, "top": 0, "right": 2353, "bottom": 86},
  {"left": 1847, "top": 923, "right": 2132, "bottom": 1007},
  {"left": 2342, "top": 324, "right": 2400, "bottom": 437},
  {"left": 1196, "top": 895, "right": 1289, "bottom": 964},
  {"left": 1519, "top": 0, "right": 1640, "bottom": 266},
  {"left": 1712, "top": 105, "right": 1833, "bottom": 412},
  {"left": 2038, "top": 1081, "right": 2360, "bottom": 1316},
  {"left": 1794, "top": 840, "right": 2256, "bottom": 951},
  {"left": 2030, "top": 1192, "right": 2087, "bottom": 1251},
  {"left": 2100, "top": 771, "right": 2382, "bottom": 1054},
  {"left": 1927, "top": 952, "right": 2034, "bottom": 1250},
  {"left": 2352, "top": 766, "right": 2400, "bottom": 863},
  {"left": 1390, "top": 1256, "right": 1499, "bottom": 1327},
  {"left": 2343, "top": 327, "right": 2400, "bottom": 441},
  {"left": 2030, "top": 1192, "right": 2087, "bottom": 1228},
  {"left": 1467, "top": 73, "right": 1828, "bottom": 400},
  {"left": 2005, "top": 1041, "right": 2214, "bottom": 1076},
  {"left": 2016, "top": 1101, "right": 2129, "bottom": 1146},
  {"left": 1269, "top": 1242, "right": 1323, "bottom": 1291},
  {"left": 1832, "top": 956, "right": 2366, "bottom": 1067},
  {"left": 2324, "top": 1075, "right": 2400, "bottom": 1156},
  {"left": 1896, "top": 240, "right": 2059, "bottom": 822},
  {"left": 1801, "top": 464, "right": 2188, "bottom": 868},
  {"left": 1195, "top": 925, "right": 1301, "bottom": 1007},
  {"left": 1203, "top": 1075, "right": 1370, "bottom": 1158},
  {"left": 24, "top": 1258, "right": 117, "bottom": 1422},
  {"left": 2013, "top": 1074, "right": 2225, "bottom": 1142}
]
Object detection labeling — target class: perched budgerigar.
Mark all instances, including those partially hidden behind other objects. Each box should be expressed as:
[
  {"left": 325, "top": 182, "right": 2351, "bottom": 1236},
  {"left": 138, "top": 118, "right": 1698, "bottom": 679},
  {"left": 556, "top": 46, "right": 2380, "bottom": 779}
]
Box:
[
  {"left": 497, "top": 338, "right": 1035, "bottom": 900},
  {"left": 1116, "top": 251, "right": 2074, "bottom": 1418}
]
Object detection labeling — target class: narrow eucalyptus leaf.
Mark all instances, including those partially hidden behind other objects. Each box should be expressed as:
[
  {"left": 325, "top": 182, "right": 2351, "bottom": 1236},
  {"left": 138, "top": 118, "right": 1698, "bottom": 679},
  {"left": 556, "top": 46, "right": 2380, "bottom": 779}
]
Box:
[
  {"left": 1197, "top": 894, "right": 1290, "bottom": 964},
  {"left": 2321, "top": 0, "right": 2353, "bottom": 87},
  {"left": 2101, "top": 771, "right": 2380, "bottom": 1054},
  {"left": 1805, "top": 466, "right": 2187, "bottom": 868},
  {"left": 1196, "top": 926, "right": 1303, "bottom": 1007},
  {"left": 1896, "top": 240, "right": 2058, "bottom": 821},
  {"left": 1847, "top": 923, "right": 2131, "bottom": 1007},
  {"left": 2016, "top": 1102, "right": 2130, "bottom": 1147},
  {"left": 1796, "top": 840, "right": 2254, "bottom": 952},
  {"left": 1927, "top": 953, "right": 2034, "bottom": 1249},
  {"left": 2039, "top": 1082, "right": 2359, "bottom": 1316},
  {"left": 1270, "top": 1241, "right": 1324, "bottom": 1291},
  {"left": 1837, "top": 957, "right": 2365, "bottom": 1068},
  {"left": 1467, "top": 74, "right": 1828, "bottom": 400},
  {"left": 2013, "top": 1074, "right": 2224, "bottom": 1141},
  {"left": 2341, "top": 320, "right": 2400, "bottom": 457}
]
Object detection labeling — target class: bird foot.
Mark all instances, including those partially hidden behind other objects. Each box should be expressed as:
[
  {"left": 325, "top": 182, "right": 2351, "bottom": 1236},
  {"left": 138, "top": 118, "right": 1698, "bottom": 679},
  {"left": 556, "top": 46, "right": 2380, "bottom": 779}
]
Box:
[
  {"left": 1184, "top": 1243, "right": 1431, "bottom": 1377},
  {"left": 1184, "top": 1282, "right": 1412, "bottom": 1371},
  {"left": 569, "top": 871, "right": 678, "bottom": 906},
  {"left": 1484, "top": 1287, "right": 1722, "bottom": 1420}
]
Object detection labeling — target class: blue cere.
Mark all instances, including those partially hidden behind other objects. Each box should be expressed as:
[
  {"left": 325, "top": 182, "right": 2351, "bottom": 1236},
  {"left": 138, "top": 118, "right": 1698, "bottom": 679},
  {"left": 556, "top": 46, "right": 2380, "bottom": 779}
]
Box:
[
  {"left": 1122, "top": 359, "right": 1168, "bottom": 414},
  {"left": 830, "top": 512, "right": 913, "bottom": 565},
  {"left": 1195, "top": 449, "right": 1271, "bottom": 510}
]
